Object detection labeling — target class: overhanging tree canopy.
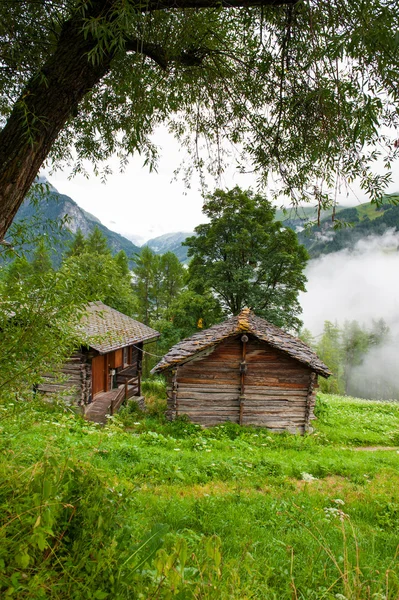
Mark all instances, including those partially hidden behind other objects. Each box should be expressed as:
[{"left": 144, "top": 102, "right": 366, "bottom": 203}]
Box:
[{"left": 1, "top": 0, "right": 398, "bottom": 241}]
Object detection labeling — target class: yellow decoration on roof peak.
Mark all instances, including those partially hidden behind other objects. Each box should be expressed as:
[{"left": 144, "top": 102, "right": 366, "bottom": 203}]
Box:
[{"left": 237, "top": 307, "right": 251, "bottom": 331}]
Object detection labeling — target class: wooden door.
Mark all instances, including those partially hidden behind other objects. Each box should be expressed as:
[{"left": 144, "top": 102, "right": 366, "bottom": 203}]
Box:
[{"left": 92, "top": 355, "right": 106, "bottom": 397}]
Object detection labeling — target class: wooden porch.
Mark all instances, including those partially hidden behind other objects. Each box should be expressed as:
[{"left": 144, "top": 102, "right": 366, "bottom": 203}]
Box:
[{"left": 84, "top": 372, "right": 141, "bottom": 424}]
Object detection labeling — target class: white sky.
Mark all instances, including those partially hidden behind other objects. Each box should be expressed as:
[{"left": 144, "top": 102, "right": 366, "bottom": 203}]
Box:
[{"left": 44, "top": 127, "right": 399, "bottom": 244}]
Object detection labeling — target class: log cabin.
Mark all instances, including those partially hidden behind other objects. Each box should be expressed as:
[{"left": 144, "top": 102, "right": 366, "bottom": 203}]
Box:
[
  {"left": 38, "top": 301, "right": 159, "bottom": 418},
  {"left": 151, "top": 308, "right": 330, "bottom": 433}
]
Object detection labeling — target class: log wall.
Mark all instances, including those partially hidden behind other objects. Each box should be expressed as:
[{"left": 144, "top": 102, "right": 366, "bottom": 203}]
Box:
[
  {"left": 167, "top": 337, "right": 241, "bottom": 425},
  {"left": 242, "top": 337, "right": 315, "bottom": 433},
  {"left": 37, "top": 351, "right": 91, "bottom": 408},
  {"left": 167, "top": 335, "right": 317, "bottom": 433}
]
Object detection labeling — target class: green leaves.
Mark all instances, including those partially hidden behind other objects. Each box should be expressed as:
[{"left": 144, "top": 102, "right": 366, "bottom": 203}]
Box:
[
  {"left": 0, "top": 242, "right": 88, "bottom": 399},
  {"left": 186, "top": 186, "right": 308, "bottom": 330},
  {"left": 2, "top": 0, "right": 399, "bottom": 220}
]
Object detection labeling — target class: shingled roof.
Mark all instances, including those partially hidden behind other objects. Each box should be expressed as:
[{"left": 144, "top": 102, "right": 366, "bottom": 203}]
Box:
[
  {"left": 152, "top": 308, "right": 330, "bottom": 377},
  {"left": 79, "top": 301, "right": 159, "bottom": 353}
]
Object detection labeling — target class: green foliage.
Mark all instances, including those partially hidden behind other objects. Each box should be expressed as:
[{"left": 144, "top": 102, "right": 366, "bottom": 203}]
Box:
[
  {"left": 315, "top": 319, "right": 391, "bottom": 399},
  {"left": 85, "top": 226, "right": 112, "bottom": 256},
  {"left": 141, "top": 377, "right": 167, "bottom": 399},
  {"left": 0, "top": 255, "right": 87, "bottom": 400},
  {"left": 30, "top": 238, "right": 54, "bottom": 275},
  {"left": 299, "top": 201, "right": 399, "bottom": 258},
  {"left": 165, "top": 289, "right": 224, "bottom": 339},
  {"left": 133, "top": 246, "right": 185, "bottom": 325},
  {"left": 3, "top": 0, "right": 399, "bottom": 209},
  {"left": 65, "top": 228, "right": 86, "bottom": 258},
  {"left": 60, "top": 229, "right": 138, "bottom": 316},
  {"left": 186, "top": 187, "right": 308, "bottom": 330},
  {"left": 1, "top": 394, "right": 399, "bottom": 598},
  {"left": 317, "top": 321, "right": 345, "bottom": 394}
]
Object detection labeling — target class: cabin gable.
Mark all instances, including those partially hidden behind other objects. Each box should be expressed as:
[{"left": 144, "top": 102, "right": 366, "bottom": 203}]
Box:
[{"left": 165, "top": 333, "right": 318, "bottom": 433}]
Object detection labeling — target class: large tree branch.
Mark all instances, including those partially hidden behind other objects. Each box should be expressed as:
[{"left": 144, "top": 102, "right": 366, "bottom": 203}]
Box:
[
  {"left": 125, "top": 39, "right": 169, "bottom": 69},
  {"left": 141, "top": 0, "right": 297, "bottom": 9},
  {"left": 125, "top": 38, "right": 213, "bottom": 69}
]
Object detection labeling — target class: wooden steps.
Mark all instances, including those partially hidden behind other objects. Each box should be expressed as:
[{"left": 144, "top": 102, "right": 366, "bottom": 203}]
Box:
[{"left": 84, "top": 387, "right": 125, "bottom": 424}]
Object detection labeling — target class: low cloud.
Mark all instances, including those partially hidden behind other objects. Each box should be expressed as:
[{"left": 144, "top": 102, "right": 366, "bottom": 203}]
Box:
[
  {"left": 300, "top": 228, "right": 399, "bottom": 335},
  {"left": 300, "top": 229, "right": 399, "bottom": 400}
]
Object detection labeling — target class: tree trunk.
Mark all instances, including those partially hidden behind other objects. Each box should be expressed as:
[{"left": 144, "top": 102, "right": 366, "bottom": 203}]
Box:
[{"left": 0, "top": 6, "right": 113, "bottom": 241}]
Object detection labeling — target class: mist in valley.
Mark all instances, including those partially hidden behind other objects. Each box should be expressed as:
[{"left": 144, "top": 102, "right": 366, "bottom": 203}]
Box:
[{"left": 300, "top": 229, "right": 399, "bottom": 400}]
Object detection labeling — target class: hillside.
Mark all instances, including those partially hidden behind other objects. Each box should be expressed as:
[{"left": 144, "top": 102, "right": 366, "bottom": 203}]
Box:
[
  {"left": 298, "top": 194, "right": 399, "bottom": 257},
  {"left": 9, "top": 181, "right": 141, "bottom": 264},
  {"left": 274, "top": 203, "right": 347, "bottom": 229}
]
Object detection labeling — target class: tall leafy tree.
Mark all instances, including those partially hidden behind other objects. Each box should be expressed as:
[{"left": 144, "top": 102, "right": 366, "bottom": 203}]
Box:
[
  {"left": 316, "top": 321, "right": 344, "bottom": 394},
  {"left": 341, "top": 320, "right": 371, "bottom": 395},
  {"left": 166, "top": 289, "right": 223, "bottom": 338},
  {"left": 133, "top": 246, "right": 159, "bottom": 325},
  {"left": 1, "top": 0, "right": 399, "bottom": 241},
  {"left": 133, "top": 247, "right": 186, "bottom": 324},
  {"left": 60, "top": 252, "right": 137, "bottom": 316},
  {"left": 159, "top": 252, "right": 185, "bottom": 312},
  {"left": 185, "top": 187, "right": 308, "bottom": 330},
  {"left": 30, "top": 237, "right": 54, "bottom": 275},
  {"left": 60, "top": 230, "right": 137, "bottom": 315},
  {"left": 114, "top": 250, "right": 131, "bottom": 278}
]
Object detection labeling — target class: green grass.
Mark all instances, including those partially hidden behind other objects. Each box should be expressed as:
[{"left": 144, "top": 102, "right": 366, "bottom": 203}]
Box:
[{"left": 0, "top": 393, "right": 399, "bottom": 598}]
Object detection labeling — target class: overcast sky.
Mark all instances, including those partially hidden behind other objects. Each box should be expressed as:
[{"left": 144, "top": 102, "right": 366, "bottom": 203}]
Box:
[{"left": 44, "top": 127, "right": 399, "bottom": 243}]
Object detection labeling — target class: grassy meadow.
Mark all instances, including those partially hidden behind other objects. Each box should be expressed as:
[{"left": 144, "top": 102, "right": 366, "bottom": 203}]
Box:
[{"left": 1, "top": 389, "right": 399, "bottom": 599}]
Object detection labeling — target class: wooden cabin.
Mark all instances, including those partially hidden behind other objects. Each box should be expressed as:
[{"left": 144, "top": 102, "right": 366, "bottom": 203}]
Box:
[
  {"left": 38, "top": 301, "right": 159, "bottom": 419},
  {"left": 151, "top": 308, "right": 330, "bottom": 434}
]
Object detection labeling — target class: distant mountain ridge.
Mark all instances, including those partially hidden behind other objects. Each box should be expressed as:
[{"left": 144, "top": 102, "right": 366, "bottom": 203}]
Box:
[
  {"left": 144, "top": 196, "right": 399, "bottom": 262},
  {"left": 297, "top": 194, "right": 399, "bottom": 257},
  {"left": 9, "top": 180, "right": 399, "bottom": 267},
  {"left": 11, "top": 181, "right": 141, "bottom": 264},
  {"left": 146, "top": 231, "right": 194, "bottom": 262}
]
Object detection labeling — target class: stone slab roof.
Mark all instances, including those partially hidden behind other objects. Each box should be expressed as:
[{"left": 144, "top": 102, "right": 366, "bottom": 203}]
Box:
[
  {"left": 151, "top": 308, "right": 331, "bottom": 377},
  {"left": 79, "top": 301, "right": 159, "bottom": 354}
]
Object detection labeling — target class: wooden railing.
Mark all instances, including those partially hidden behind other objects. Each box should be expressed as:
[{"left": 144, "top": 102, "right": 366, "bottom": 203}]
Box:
[{"left": 109, "top": 387, "right": 125, "bottom": 416}]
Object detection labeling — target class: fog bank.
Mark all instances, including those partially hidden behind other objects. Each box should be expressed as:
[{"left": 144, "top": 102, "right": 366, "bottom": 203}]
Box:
[
  {"left": 300, "top": 229, "right": 399, "bottom": 335},
  {"left": 300, "top": 230, "right": 399, "bottom": 399}
]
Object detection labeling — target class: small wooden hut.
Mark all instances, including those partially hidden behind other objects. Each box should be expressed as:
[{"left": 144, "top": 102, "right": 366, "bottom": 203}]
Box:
[
  {"left": 151, "top": 308, "right": 330, "bottom": 433},
  {"left": 38, "top": 301, "right": 159, "bottom": 418}
]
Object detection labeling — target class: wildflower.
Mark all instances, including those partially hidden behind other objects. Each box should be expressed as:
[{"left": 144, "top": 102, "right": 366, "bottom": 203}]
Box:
[
  {"left": 324, "top": 507, "right": 348, "bottom": 522},
  {"left": 301, "top": 472, "right": 317, "bottom": 482},
  {"left": 332, "top": 498, "right": 345, "bottom": 506}
]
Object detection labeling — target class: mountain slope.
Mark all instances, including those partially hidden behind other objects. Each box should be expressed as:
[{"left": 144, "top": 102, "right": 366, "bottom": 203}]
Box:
[
  {"left": 297, "top": 195, "right": 399, "bottom": 258},
  {"left": 10, "top": 183, "right": 141, "bottom": 264}
]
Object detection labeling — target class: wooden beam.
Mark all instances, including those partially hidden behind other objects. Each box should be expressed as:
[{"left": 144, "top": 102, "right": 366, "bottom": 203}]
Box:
[{"left": 239, "top": 334, "right": 248, "bottom": 426}]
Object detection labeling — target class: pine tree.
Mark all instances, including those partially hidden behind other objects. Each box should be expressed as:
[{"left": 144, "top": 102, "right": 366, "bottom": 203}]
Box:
[{"left": 66, "top": 229, "right": 86, "bottom": 258}]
